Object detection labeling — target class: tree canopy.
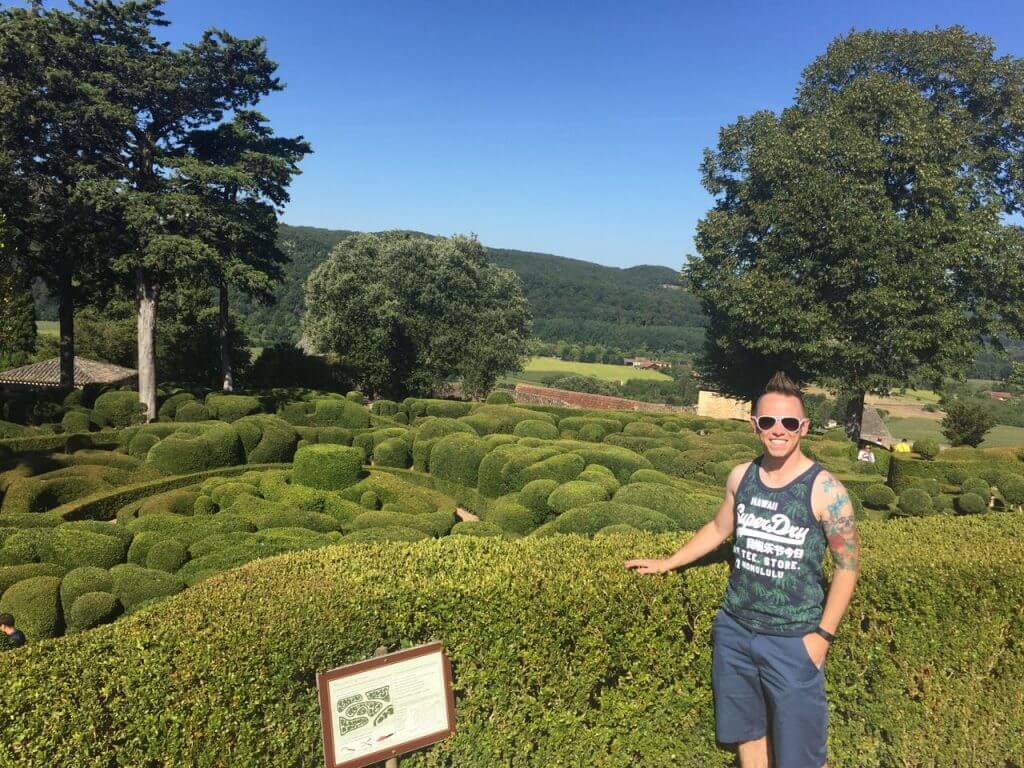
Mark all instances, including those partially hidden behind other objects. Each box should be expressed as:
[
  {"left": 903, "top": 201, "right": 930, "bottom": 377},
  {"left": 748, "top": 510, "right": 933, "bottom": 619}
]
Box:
[
  {"left": 685, "top": 27, "right": 1024, "bottom": 434},
  {"left": 303, "top": 232, "right": 531, "bottom": 399},
  {"left": 0, "top": 214, "right": 36, "bottom": 369}
]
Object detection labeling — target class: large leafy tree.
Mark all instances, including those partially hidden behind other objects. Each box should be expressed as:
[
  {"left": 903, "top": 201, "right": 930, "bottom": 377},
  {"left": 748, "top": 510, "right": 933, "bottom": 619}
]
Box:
[
  {"left": 685, "top": 27, "right": 1024, "bottom": 437},
  {"left": 0, "top": 3, "right": 117, "bottom": 386},
  {"left": 177, "top": 111, "right": 310, "bottom": 391},
  {"left": 62, "top": 0, "right": 286, "bottom": 418},
  {"left": 0, "top": 214, "right": 37, "bottom": 369},
  {"left": 304, "top": 232, "right": 531, "bottom": 399}
]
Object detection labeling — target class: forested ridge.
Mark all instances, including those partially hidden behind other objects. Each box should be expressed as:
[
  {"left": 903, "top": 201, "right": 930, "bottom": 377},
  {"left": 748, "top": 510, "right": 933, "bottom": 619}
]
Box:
[{"left": 221, "top": 224, "right": 707, "bottom": 352}]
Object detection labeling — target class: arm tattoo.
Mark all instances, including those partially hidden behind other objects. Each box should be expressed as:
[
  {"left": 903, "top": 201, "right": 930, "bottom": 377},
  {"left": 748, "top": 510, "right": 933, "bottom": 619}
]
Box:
[{"left": 821, "top": 476, "right": 860, "bottom": 571}]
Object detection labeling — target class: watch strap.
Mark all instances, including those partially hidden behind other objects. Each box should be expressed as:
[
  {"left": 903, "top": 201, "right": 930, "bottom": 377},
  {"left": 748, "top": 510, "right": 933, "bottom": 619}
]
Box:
[{"left": 814, "top": 626, "right": 835, "bottom": 643}]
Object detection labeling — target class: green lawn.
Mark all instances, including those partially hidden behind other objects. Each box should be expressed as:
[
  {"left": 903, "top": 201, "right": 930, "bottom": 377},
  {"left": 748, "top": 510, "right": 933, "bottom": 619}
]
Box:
[
  {"left": 885, "top": 416, "right": 1024, "bottom": 448},
  {"left": 504, "top": 356, "right": 672, "bottom": 385},
  {"left": 35, "top": 320, "right": 59, "bottom": 337}
]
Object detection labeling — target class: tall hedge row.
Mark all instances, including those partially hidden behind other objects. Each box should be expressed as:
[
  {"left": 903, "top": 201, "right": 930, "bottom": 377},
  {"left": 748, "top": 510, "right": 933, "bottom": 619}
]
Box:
[{"left": 0, "top": 516, "right": 1020, "bottom": 766}]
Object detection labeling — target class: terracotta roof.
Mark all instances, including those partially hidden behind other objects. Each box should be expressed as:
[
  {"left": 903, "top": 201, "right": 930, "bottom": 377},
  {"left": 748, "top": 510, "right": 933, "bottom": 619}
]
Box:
[{"left": 0, "top": 357, "right": 137, "bottom": 388}]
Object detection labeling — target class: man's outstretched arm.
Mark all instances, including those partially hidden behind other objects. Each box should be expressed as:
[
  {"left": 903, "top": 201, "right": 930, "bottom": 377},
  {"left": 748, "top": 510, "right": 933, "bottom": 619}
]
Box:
[
  {"left": 805, "top": 472, "right": 861, "bottom": 664},
  {"left": 624, "top": 463, "right": 745, "bottom": 575}
]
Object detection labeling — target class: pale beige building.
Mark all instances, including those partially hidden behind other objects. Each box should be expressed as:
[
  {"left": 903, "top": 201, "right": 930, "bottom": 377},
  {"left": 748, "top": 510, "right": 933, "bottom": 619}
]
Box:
[{"left": 697, "top": 390, "right": 752, "bottom": 421}]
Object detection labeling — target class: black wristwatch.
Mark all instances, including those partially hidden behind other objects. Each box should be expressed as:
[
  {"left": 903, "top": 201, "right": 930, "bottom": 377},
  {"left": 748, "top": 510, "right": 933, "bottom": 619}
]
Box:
[{"left": 813, "top": 626, "right": 835, "bottom": 643}]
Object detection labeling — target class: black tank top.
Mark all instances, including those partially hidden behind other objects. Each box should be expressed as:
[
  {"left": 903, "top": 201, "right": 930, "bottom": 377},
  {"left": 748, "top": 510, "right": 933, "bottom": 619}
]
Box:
[{"left": 722, "top": 457, "right": 826, "bottom": 636}]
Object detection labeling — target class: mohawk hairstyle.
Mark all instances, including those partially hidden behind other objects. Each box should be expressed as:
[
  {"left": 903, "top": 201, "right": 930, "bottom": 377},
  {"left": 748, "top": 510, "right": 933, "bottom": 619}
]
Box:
[{"left": 763, "top": 371, "right": 803, "bottom": 404}]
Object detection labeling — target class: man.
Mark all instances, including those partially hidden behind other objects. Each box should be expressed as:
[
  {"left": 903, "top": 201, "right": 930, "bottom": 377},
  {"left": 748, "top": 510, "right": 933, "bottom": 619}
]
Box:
[
  {"left": 625, "top": 372, "right": 860, "bottom": 768},
  {"left": 856, "top": 444, "right": 875, "bottom": 463},
  {"left": 0, "top": 613, "right": 26, "bottom": 649},
  {"left": 893, "top": 438, "right": 912, "bottom": 454}
]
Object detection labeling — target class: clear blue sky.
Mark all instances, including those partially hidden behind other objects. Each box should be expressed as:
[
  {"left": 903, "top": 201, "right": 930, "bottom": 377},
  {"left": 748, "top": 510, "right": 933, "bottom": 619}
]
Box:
[{"left": 157, "top": 0, "right": 1024, "bottom": 269}]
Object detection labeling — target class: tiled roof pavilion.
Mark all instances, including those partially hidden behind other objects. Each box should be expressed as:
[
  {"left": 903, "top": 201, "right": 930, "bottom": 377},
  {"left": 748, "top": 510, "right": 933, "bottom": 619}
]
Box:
[{"left": 0, "top": 357, "right": 137, "bottom": 389}]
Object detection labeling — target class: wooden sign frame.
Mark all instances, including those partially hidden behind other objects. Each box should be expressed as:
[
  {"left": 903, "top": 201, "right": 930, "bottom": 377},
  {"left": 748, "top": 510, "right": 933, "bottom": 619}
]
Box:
[{"left": 316, "top": 642, "right": 456, "bottom": 768}]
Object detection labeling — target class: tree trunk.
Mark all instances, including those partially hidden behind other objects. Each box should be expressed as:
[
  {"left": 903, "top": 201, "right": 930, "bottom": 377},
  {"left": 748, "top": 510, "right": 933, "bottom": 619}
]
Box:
[
  {"left": 136, "top": 268, "right": 158, "bottom": 421},
  {"left": 58, "top": 268, "right": 75, "bottom": 389},
  {"left": 844, "top": 389, "right": 866, "bottom": 444},
  {"left": 219, "top": 281, "right": 233, "bottom": 392}
]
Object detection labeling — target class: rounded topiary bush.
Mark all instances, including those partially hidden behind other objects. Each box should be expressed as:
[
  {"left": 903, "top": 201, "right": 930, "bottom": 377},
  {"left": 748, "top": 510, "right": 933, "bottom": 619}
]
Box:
[
  {"left": 145, "top": 538, "right": 189, "bottom": 573},
  {"left": 232, "top": 415, "right": 300, "bottom": 464},
  {"left": 532, "top": 501, "right": 676, "bottom": 536},
  {"left": 1000, "top": 475, "right": 1024, "bottom": 509},
  {"left": 61, "top": 410, "right": 93, "bottom": 434},
  {"left": 513, "top": 419, "right": 559, "bottom": 440},
  {"left": 292, "top": 444, "right": 364, "bottom": 491},
  {"left": 546, "top": 480, "right": 609, "bottom": 515},
  {"left": 109, "top": 564, "right": 185, "bottom": 612},
  {"left": 93, "top": 390, "right": 145, "bottom": 428},
  {"left": 174, "top": 401, "right": 210, "bottom": 422},
  {"left": 945, "top": 467, "right": 969, "bottom": 485},
  {"left": 372, "top": 437, "right": 411, "bottom": 469},
  {"left": 862, "top": 484, "right": 897, "bottom": 510},
  {"left": 60, "top": 567, "right": 114, "bottom": 615},
  {"left": 340, "top": 526, "right": 428, "bottom": 544},
  {"left": 359, "top": 491, "right": 380, "bottom": 510},
  {"left": 577, "top": 423, "right": 605, "bottom": 442},
  {"left": 428, "top": 433, "right": 490, "bottom": 487},
  {"left": 50, "top": 528, "right": 127, "bottom": 571},
  {"left": 0, "top": 575, "right": 63, "bottom": 641},
  {"left": 450, "top": 520, "right": 504, "bottom": 537},
  {"left": 205, "top": 394, "right": 262, "bottom": 423},
  {"left": 482, "top": 497, "right": 536, "bottom": 535},
  {"left": 897, "top": 488, "right": 933, "bottom": 517},
  {"left": 0, "top": 563, "right": 66, "bottom": 598},
  {"left": 146, "top": 424, "right": 245, "bottom": 475},
  {"left": 913, "top": 438, "right": 940, "bottom": 460},
  {"left": 66, "top": 591, "right": 122, "bottom": 633},
  {"left": 577, "top": 465, "right": 621, "bottom": 496},
  {"left": 955, "top": 492, "right": 987, "bottom": 515},
  {"left": 370, "top": 399, "right": 399, "bottom": 417},
  {"left": 595, "top": 524, "right": 639, "bottom": 536},
  {"left": 485, "top": 390, "right": 515, "bottom": 405},
  {"left": 157, "top": 392, "right": 197, "bottom": 422},
  {"left": 629, "top": 469, "right": 674, "bottom": 486},
  {"left": 961, "top": 476, "right": 990, "bottom": 498},
  {"left": 518, "top": 479, "right": 559, "bottom": 522},
  {"left": 345, "top": 391, "right": 364, "bottom": 404}
]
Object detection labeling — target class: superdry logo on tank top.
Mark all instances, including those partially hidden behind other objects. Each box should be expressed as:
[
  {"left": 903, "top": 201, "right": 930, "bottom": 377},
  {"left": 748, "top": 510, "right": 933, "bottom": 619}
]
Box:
[{"left": 722, "top": 457, "right": 826, "bottom": 636}]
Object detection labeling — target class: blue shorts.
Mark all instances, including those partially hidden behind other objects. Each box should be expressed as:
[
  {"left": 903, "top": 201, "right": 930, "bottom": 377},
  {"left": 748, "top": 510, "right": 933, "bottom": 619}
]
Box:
[{"left": 711, "top": 609, "right": 828, "bottom": 768}]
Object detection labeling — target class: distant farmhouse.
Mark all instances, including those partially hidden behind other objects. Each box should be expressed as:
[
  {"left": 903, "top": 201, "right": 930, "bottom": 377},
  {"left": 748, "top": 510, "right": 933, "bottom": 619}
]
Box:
[
  {"left": 984, "top": 390, "right": 1015, "bottom": 402},
  {"left": 623, "top": 357, "right": 672, "bottom": 370}
]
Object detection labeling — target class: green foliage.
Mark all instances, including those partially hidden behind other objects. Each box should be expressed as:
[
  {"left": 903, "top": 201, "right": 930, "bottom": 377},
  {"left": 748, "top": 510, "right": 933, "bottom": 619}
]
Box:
[
  {"left": 0, "top": 563, "right": 66, "bottom": 597},
  {"left": 862, "top": 484, "right": 897, "bottom": 510},
  {"left": 896, "top": 488, "right": 933, "bottom": 517},
  {"left": 0, "top": 520, "right": 1022, "bottom": 764},
  {"left": 340, "top": 526, "right": 429, "bottom": 544},
  {"left": 450, "top": 520, "right": 503, "bottom": 537},
  {"left": 145, "top": 539, "right": 189, "bottom": 573},
  {"left": 546, "top": 480, "right": 609, "bottom": 515},
  {"left": 913, "top": 438, "right": 940, "bottom": 460},
  {"left": 146, "top": 424, "right": 245, "bottom": 476},
  {"left": 248, "top": 343, "right": 347, "bottom": 391},
  {"left": 157, "top": 392, "right": 197, "bottom": 422},
  {"left": 485, "top": 391, "right": 515, "bottom": 405},
  {"left": 459, "top": 404, "right": 555, "bottom": 436},
  {"left": 49, "top": 528, "right": 126, "bottom": 570},
  {"left": 65, "top": 592, "right": 121, "bottom": 634},
  {"left": 204, "top": 395, "right": 261, "bottom": 424},
  {"left": 59, "top": 567, "right": 114, "bottom": 617},
  {"left": 942, "top": 400, "right": 997, "bottom": 447},
  {"left": 174, "top": 402, "right": 210, "bottom": 422},
  {"left": 955, "top": 492, "right": 987, "bottom": 515},
  {"left": 291, "top": 444, "right": 363, "bottom": 491},
  {"left": 93, "top": 391, "right": 145, "bottom": 429},
  {"left": 371, "top": 437, "right": 411, "bottom": 469},
  {"left": 304, "top": 232, "right": 530, "bottom": 399},
  {"left": 512, "top": 419, "right": 559, "bottom": 439},
  {"left": 428, "top": 433, "right": 489, "bottom": 488},
  {"left": 614, "top": 482, "right": 718, "bottom": 531},
  {"left": 0, "top": 215, "right": 37, "bottom": 370},
  {"left": 109, "top": 564, "right": 185, "bottom": 613},
  {"left": 686, "top": 28, "right": 1024, "bottom": 406},
  {"left": 231, "top": 415, "right": 299, "bottom": 464},
  {"left": 0, "top": 575, "right": 62, "bottom": 641},
  {"left": 533, "top": 501, "right": 677, "bottom": 536},
  {"left": 961, "top": 476, "right": 991, "bottom": 497},
  {"left": 1000, "top": 475, "right": 1024, "bottom": 508}
]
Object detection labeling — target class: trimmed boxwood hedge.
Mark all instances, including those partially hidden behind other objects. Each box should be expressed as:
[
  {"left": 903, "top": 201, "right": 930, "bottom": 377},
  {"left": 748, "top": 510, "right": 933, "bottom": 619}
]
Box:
[
  {"left": 0, "top": 517, "right": 1021, "bottom": 765},
  {"left": 291, "top": 444, "right": 363, "bottom": 491},
  {"left": 93, "top": 391, "right": 145, "bottom": 428},
  {"left": 0, "top": 575, "right": 63, "bottom": 641},
  {"left": 65, "top": 591, "right": 122, "bottom": 633}
]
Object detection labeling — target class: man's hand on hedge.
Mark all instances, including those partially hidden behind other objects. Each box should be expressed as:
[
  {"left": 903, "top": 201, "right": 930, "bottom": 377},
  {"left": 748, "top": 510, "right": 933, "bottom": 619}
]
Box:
[{"left": 623, "top": 558, "right": 669, "bottom": 575}]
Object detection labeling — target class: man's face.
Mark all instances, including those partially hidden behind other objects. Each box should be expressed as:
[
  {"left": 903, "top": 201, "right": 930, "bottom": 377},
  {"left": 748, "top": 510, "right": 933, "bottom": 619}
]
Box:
[{"left": 751, "top": 392, "right": 808, "bottom": 460}]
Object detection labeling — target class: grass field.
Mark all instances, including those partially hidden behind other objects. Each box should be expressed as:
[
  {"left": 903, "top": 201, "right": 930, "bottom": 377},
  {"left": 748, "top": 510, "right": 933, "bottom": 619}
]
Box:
[
  {"left": 503, "top": 356, "right": 672, "bottom": 386},
  {"left": 35, "top": 320, "right": 58, "bottom": 337},
  {"left": 885, "top": 416, "right": 1024, "bottom": 448}
]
